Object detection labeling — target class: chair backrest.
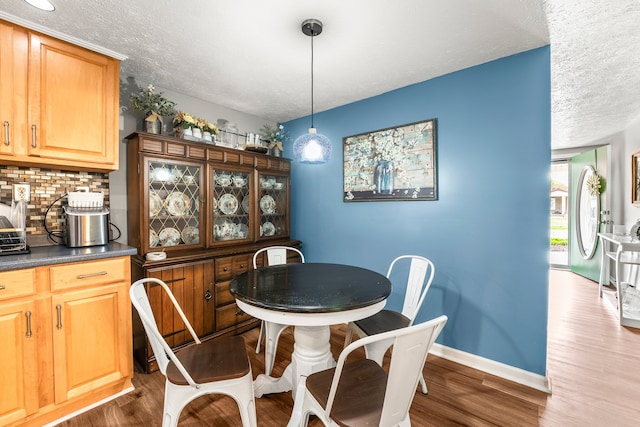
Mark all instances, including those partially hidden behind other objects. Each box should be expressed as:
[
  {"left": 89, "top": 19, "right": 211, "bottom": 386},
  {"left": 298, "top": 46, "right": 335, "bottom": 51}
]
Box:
[
  {"left": 129, "top": 278, "right": 200, "bottom": 386},
  {"left": 327, "top": 315, "right": 447, "bottom": 425},
  {"left": 386, "top": 255, "right": 435, "bottom": 324},
  {"left": 252, "top": 245, "right": 305, "bottom": 268}
]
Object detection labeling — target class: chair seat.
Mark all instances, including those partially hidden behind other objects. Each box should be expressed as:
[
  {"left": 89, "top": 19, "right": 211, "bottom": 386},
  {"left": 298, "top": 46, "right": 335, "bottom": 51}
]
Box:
[
  {"left": 355, "top": 309, "right": 410, "bottom": 336},
  {"left": 306, "top": 359, "right": 387, "bottom": 426},
  {"left": 167, "top": 336, "right": 250, "bottom": 385}
]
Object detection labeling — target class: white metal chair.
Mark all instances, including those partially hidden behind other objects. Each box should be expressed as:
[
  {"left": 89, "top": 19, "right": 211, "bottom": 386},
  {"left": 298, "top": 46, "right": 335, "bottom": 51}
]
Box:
[
  {"left": 344, "top": 255, "right": 435, "bottom": 394},
  {"left": 252, "top": 245, "right": 305, "bottom": 376},
  {"left": 130, "top": 278, "right": 257, "bottom": 427},
  {"left": 292, "top": 315, "right": 448, "bottom": 427}
]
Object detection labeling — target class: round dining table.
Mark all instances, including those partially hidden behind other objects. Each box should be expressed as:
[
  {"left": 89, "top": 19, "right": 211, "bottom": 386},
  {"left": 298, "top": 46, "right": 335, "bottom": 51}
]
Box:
[{"left": 230, "top": 262, "right": 391, "bottom": 400}]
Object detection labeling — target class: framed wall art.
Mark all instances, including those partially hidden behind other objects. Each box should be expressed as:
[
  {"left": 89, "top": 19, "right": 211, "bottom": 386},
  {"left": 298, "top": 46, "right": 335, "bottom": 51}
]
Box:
[
  {"left": 632, "top": 149, "right": 640, "bottom": 206},
  {"left": 343, "top": 118, "right": 437, "bottom": 202}
]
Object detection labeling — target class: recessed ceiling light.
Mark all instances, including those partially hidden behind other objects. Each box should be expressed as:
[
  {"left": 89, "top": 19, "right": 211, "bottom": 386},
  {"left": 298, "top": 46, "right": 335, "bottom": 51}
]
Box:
[{"left": 24, "top": 0, "right": 55, "bottom": 11}]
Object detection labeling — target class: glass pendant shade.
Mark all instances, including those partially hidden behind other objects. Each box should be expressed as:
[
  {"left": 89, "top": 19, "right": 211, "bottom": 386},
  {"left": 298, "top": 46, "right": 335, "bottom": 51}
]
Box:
[
  {"left": 295, "top": 19, "right": 331, "bottom": 164},
  {"left": 293, "top": 128, "right": 332, "bottom": 164}
]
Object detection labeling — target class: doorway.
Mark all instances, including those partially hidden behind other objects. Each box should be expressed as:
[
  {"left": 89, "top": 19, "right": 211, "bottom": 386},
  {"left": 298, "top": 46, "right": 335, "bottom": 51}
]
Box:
[{"left": 550, "top": 161, "right": 569, "bottom": 268}]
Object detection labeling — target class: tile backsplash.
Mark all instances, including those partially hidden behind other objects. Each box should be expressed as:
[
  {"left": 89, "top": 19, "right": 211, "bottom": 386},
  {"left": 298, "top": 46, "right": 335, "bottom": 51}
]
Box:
[{"left": 0, "top": 165, "right": 110, "bottom": 238}]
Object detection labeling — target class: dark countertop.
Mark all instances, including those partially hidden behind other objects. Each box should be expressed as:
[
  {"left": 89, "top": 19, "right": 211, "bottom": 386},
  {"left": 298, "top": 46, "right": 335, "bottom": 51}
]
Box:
[{"left": 0, "top": 242, "right": 137, "bottom": 271}]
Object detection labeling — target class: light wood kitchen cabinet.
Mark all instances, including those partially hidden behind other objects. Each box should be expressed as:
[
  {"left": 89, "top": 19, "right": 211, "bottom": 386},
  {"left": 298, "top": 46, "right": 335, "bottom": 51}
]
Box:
[
  {"left": 0, "top": 21, "right": 27, "bottom": 159},
  {"left": 127, "top": 131, "right": 300, "bottom": 372},
  {"left": 0, "top": 287, "right": 38, "bottom": 425},
  {"left": 0, "top": 257, "right": 132, "bottom": 427},
  {"left": 0, "top": 19, "right": 119, "bottom": 172}
]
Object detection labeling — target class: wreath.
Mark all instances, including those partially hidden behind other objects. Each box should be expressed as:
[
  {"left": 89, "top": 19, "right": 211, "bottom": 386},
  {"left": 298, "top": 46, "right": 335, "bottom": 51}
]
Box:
[{"left": 586, "top": 173, "right": 602, "bottom": 197}]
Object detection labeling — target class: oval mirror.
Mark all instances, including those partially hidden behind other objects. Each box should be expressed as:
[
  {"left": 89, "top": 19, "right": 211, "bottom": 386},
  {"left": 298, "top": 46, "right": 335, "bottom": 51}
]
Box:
[{"left": 576, "top": 165, "right": 600, "bottom": 259}]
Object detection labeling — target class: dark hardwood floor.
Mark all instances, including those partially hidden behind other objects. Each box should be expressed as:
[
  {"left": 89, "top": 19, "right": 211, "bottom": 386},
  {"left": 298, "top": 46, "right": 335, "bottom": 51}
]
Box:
[{"left": 55, "top": 270, "right": 640, "bottom": 426}]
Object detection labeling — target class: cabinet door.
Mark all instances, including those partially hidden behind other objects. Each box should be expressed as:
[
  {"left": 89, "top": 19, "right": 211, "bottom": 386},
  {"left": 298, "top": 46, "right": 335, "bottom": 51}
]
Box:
[
  {"left": 146, "top": 157, "right": 205, "bottom": 254},
  {"left": 0, "top": 300, "right": 38, "bottom": 424},
  {"left": 51, "top": 283, "right": 131, "bottom": 404},
  {"left": 147, "top": 260, "right": 215, "bottom": 347},
  {"left": 0, "top": 21, "right": 28, "bottom": 157},
  {"left": 210, "top": 166, "right": 253, "bottom": 246},
  {"left": 27, "top": 32, "right": 118, "bottom": 169},
  {"left": 257, "top": 172, "right": 290, "bottom": 240}
]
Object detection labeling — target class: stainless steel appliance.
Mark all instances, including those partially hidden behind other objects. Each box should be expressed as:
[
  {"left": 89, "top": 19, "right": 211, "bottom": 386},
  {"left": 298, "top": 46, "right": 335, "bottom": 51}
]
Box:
[
  {"left": 64, "top": 206, "right": 109, "bottom": 247},
  {"left": 64, "top": 188, "right": 109, "bottom": 247}
]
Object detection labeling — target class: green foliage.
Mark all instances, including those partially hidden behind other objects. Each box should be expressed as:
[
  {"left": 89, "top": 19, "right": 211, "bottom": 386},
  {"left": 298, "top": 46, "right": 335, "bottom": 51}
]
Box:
[{"left": 550, "top": 237, "right": 568, "bottom": 246}]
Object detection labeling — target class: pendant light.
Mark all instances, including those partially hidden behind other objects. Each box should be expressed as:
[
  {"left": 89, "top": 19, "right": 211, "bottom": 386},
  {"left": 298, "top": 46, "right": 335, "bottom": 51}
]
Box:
[{"left": 293, "top": 19, "right": 332, "bottom": 164}]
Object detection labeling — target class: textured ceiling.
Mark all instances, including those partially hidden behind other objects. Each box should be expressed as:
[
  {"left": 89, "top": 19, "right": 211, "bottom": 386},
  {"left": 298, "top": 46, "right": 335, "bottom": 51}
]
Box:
[{"left": 1, "top": 0, "right": 639, "bottom": 149}]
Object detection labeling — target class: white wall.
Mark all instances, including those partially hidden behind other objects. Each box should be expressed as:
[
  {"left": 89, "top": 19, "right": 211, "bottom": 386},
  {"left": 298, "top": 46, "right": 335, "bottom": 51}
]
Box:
[{"left": 110, "top": 79, "right": 276, "bottom": 245}]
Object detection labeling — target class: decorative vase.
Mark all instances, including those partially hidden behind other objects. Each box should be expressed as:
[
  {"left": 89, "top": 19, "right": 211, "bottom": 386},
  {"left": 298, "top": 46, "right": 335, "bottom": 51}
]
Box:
[
  {"left": 176, "top": 126, "right": 193, "bottom": 139},
  {"left": 374, "top": 160, "right": 394, "bottom": 194},
  {"left": 193, "top": 127, "right": 203, "bottom": 140},
  {"left": 144, "top": 116, "right": 162, "bottom": 134},
  {"left": 271, "top": 146, "right": 282, "bottom": 157},
  {"left": 203, "top": 131, "right": 213, "bottom": 143}
]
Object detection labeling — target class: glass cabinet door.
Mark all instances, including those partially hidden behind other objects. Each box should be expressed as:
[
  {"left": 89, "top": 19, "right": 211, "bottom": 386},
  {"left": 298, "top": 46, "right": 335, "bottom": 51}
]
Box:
[
  {"left": 211, "top": 167, "right": 252, "bottom": 244},
  {"left": 258, "top": 173, "right": 289, "bottom": 239},
  {"left": 146, "top": 158, "right": 204, "bottom": 253}
]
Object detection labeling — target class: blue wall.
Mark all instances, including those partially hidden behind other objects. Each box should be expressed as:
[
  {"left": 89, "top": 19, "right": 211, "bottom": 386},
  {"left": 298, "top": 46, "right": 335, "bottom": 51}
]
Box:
[{"left": 284, "top": 47, "right": 551, "bottom": 375}]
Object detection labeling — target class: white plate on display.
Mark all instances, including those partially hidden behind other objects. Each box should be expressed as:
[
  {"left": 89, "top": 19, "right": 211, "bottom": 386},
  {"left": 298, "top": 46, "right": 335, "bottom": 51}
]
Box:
[
  {"left": 219, "top": 194, "right": 239, "bottom": 215},
  {"left": 165, "top": 192, "right": 191, "bottom": 216},
  {"left": 181, "top": 226, "right": 199, "bottom": 244},
  {"left": 260, "top": 195, "right": 276, "bottom": 214},
  {"left": 242, "top": 196, "right": 250, "bottom": 214},
  {"left": 262, "top": 221, "right": 276, "bottom": 236},
  {"left": 149, "top": 193, "right": 163, "bottom": 217},
  {"left": 149, "top": 229, "right": 159, "bottom": 247},
  {"left": 159, "top": 227, "right": 181, "bottom": 246}
]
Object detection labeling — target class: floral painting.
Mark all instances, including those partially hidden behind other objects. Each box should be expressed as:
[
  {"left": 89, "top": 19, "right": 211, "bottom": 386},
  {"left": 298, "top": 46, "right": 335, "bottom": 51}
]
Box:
[{"left": 343, "top": 119, "right": 437, "bottom": 202}]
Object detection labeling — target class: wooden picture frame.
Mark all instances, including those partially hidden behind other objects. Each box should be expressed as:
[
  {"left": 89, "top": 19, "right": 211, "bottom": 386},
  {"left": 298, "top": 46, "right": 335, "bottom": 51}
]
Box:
[
  {"left": 343, "top": 118, "right": 437, "bottom": 202},
  {"left": 633, "top": 149, "right": 640, "bottom": 206}
]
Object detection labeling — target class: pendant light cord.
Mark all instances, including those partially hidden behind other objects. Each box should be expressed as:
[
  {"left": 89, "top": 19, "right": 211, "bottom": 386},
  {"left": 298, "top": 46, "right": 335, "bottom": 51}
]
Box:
[{"left": 310, "top": 28, "right": 315, "bottom": 128}]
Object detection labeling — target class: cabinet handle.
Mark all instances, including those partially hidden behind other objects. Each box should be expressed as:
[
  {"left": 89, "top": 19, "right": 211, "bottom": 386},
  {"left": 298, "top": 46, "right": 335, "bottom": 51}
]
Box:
[
  {"left": 204, "top": 289, "right": 212, "bottom": 302},
  {"left": 240, "top": 264, "right": 245, "bottom": 269},
  {"left": 31, "top": 125, "right": 37, "bottom": 148},
  {"left": 0, "top": 284, "right": 5, "bottom": 290},
  {"left": 76, "top": 271, "right": 108, "bottom": 279},
  {"left": 223, "top": 267, "right": 229, "bottom": 272},
  {"left": 56, "top": 304, "right": 62, "bottom": 329},
  {"left": 3, "top": 121, "right": 9, "bottom": 146},
  {"left": 26, "top": 311, "right": 32, "bottom": 338}
]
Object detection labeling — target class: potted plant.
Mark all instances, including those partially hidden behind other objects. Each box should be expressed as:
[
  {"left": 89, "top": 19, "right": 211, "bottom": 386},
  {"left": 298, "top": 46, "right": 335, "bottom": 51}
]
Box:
[
  {"left": 202, "top": 121, "right": 219, "bottom": 143},
  {"left": 172, "top": 111, "right": 197, "bottom": 138},
  {"left": 260, "top": 123, "right": 290, "bottom": 156},
  {"left": 130, "top": 84, "right": 177, "bottom": 134}
]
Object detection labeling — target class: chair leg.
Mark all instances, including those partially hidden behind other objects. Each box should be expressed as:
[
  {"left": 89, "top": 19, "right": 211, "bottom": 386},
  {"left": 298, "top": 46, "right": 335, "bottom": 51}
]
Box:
[
  {"left": 419, "top": 374, "right": 428, "bottom": 394},
  {"left": 234, "top": 373, "right": 258, "bottom": 427},
  {"left": 343, "top": 326, "right": 353, "bottom": 348},
  {"left": 256, "top": 320, "right": 265, "bottom": 354}
]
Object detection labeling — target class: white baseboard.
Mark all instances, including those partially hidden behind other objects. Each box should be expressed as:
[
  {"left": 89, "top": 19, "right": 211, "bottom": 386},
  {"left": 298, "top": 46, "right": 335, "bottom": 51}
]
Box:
[
  {"left": 42, "top": 386, "right": 135, "bottom": 427},
  {"left": 430, "top": 343, "right": 552, "bottom": 394}
]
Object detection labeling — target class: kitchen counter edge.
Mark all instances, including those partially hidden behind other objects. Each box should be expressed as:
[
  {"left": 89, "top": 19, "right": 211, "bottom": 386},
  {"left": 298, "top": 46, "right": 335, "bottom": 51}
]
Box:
[{"left": 0, "top": 242, "right": 137, "bottom": 271}]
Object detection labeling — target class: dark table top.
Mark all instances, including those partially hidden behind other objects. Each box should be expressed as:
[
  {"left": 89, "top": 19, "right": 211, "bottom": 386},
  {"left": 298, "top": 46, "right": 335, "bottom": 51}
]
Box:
[{"left": 230, "top": 263, "right": 392, "bottom": 313}]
